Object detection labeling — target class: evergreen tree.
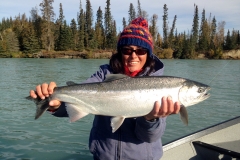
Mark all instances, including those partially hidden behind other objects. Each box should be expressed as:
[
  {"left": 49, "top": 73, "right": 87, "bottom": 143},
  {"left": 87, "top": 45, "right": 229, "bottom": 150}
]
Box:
[
  {"left": 128, "top": 3, "right": 136, "bottom": 24},
  {"left": 19, "top": 23, "right": 40, "bottom": 53},
  {"left": 237, "top": 30, "right": 240, "bottom": 47},
  {"left": 95, "top": 7, "right": 104, "bottom": 49},
  {"left": 77, "top": 1, "right": 85, "bottom": 51},
  {"left": 105, "top": 0, "right": 115, "bottom": 49},
  {"left": 70, "top": 18, "right": 78, "bottom": 50},
  {"left": 168, "top": 15, "right": 177, "bottom": 49},
  {"left": 149, "top": 14, "right": 158, "bottom": 43},
  {"left": 56, "top": 3, "right": 64, "bottom": 25},
  {"left": 225, "top": 30, "right": 232, "bottom": 50},
  {"left": 162, "top": 4, "right": 168, "bottom": 48},
  {"left": 198, "top": 9, "right": 209, "bottom": 52},
  {"left": 190, "top": 4, "right": 199, "bottom": 58},
  {"left": 85, "top": 0, "right": 93, "bottom": 48},
  {"left": 209, "top": 16, "right": 217, "bottom": 50},
  {"left": 137, "top": 0, "right": 142, "bottom": 17},
  {"left": 122, "top": 17, "right": 127, "bottom": 29},
  {"left": 39, "top": 0, "right": 55, "bottom": 51},
  {"left": 55, "top": 3, "right": 65, "bottom": 50},
  {"left": 30, "top": 7, "right": 42, "bottom": 49}
]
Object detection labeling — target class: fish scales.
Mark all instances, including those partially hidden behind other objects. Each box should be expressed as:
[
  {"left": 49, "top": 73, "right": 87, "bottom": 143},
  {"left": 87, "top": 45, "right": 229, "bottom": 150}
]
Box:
[{"left": 26, "top": 74, "right": 210, "bottom": 133}]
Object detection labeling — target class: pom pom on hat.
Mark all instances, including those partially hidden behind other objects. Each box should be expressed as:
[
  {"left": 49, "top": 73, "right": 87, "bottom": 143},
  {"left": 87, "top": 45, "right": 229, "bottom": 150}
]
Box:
[{"left": 117, "top": 17, "right": 153, "bottom": 56}]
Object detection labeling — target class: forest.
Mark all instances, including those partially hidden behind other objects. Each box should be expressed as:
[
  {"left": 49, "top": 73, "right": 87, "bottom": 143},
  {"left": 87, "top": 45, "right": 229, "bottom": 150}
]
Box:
[{"left": 0, "top": 0, "right": 239, "bottom": 59}]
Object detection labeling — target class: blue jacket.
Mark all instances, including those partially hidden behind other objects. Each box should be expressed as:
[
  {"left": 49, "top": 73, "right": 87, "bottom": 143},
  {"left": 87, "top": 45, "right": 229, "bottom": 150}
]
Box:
[{"left": 52, "top": 55, "right": 166, "bottom": 160}]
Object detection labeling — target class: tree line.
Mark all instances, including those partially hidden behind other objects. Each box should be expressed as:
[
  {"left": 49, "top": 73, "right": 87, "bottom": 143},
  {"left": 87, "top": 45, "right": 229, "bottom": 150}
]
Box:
[{"left": 0, "top": 0, "right": 239, "bottom": 59}]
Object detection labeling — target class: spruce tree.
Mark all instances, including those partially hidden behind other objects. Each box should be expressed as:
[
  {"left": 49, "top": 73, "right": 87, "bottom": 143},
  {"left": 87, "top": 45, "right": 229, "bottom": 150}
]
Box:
[
  {"left": 77, "top": 1, "right": 85, "bottom": 51},
  {"left": 190, "top": 4, "right": 199, "bottom": 58},
  {"left": 104, "top": 0, "right": 114, "bottom": 49},
  {"left": 95, "top": 7, "right": 104, "bottom": 49},
  {"left": 149, "top": 14, "right": 158, "bottom": 44},
  {"left": 162, "top": 4, "right": 168, "bottom": 48},
  {"left": 128, "top": 3, "right": 136, "bottom": 24},
  {"left": 70, "top": 18, "right": 78, "bottom": 50},
  {"left": 137, "top": 0, "right": 142, "bottom": 17},
  {"left": 85, "top": 0, "right": 93, "bottom": 48},
  {"left": 168, "top": 15, "right": 177, "bottom": 49},
  {"left": 122, "top": 17, "right": 127, "bottom": 29}
]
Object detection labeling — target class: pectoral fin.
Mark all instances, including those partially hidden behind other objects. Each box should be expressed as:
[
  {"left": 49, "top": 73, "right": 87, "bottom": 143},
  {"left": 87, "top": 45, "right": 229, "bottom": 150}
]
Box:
[
  {"left": 179, "top": 105, "right": 188, "bottom": 125},
  {"left": 65, "top": 103, "right": 89, "bottom": 122},
  {"left": 110, "top": 116, "right": 125, "bottom": 133}
]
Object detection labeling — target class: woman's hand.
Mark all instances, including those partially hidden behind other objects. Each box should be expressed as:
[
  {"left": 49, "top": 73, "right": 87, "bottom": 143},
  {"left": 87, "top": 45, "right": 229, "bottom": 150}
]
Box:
[
  {"left": 144, "top": 96, "right": 181, "bottom": 121},
  {"left": 29, "top": 82, "right": 61, "bottom": 110}
]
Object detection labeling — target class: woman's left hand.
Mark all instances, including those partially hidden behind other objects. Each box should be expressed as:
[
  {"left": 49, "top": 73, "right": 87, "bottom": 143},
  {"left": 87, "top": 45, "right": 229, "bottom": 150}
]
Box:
[{"left": 144, "top": 96, "right": 181, "bottom": 121}]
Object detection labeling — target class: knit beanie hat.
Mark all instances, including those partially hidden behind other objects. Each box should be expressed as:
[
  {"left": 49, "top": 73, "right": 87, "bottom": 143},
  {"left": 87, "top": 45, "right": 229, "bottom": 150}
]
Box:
[{"left": 117, "top": 17, "right": 153, "bottom": 56}]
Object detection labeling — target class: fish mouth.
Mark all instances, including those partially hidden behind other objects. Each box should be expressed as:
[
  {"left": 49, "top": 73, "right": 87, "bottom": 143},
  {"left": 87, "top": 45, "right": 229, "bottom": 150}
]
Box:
[{"left": 199, "top": 87, "right": 211, "bottom": 101}]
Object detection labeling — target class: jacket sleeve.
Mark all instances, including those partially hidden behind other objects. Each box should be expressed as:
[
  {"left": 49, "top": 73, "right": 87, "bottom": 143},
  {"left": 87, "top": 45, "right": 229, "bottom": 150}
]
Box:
[
  {"left": 50, "top": 64, "right": 110, "bottom": 117},
  {"left": 135, "top": 117, "right": 166, "bottom": 143}
]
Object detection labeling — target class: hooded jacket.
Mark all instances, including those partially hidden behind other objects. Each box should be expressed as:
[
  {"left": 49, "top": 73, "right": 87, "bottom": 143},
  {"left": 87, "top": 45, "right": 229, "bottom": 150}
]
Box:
[{"left": 52, "top": 55, "right": 166, "bottom": 160}]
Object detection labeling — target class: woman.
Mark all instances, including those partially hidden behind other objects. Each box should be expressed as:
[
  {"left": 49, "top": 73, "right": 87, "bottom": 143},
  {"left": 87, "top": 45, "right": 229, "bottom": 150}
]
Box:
[{"left": 30, "top": 17, "right": 180, "bottom": 160}]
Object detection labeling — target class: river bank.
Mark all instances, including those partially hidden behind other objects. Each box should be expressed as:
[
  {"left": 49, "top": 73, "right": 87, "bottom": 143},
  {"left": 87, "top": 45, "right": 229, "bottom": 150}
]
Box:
[{"left": 0, "top": 50, "right": 239, "bottom": 59}]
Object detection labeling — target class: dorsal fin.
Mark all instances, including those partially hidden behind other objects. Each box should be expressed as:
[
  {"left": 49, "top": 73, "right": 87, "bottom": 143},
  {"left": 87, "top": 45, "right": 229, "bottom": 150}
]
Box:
[
  {"left": 104, "top": 74, "right": 129, "bottom": 82},
  {"left": 66, "top": 81, "right": 78, "bottom": 86}
]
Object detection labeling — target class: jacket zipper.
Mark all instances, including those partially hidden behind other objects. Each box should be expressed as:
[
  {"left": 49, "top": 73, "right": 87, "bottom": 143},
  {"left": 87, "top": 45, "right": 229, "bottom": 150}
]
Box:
[{"left": 117, "top": 128, "right": 121, "bottom": 160}]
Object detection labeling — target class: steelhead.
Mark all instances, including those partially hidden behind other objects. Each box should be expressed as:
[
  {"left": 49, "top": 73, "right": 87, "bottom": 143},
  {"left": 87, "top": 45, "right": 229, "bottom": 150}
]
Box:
[{"left": 26, "top": 74, "right": 210, "bottom": 133}]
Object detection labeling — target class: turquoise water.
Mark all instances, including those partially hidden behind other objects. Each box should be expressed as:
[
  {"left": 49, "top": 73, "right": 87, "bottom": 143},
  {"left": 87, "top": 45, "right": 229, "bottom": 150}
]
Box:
[{"left": 0, "top": 58, "right": 239, "bottom": 160}]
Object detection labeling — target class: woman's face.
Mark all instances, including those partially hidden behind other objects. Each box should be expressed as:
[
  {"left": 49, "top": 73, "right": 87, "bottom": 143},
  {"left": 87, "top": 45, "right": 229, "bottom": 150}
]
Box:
[{"left": 121, "top": 45, "right": 147, "bottom": 72}]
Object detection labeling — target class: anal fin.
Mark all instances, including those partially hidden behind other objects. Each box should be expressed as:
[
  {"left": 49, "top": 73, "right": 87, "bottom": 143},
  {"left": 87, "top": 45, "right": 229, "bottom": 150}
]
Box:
[
  {"left": 65, "top": 103, "right": 89, "bottom": 122},
  {"left": 111, "top": 116, "right": 125, "bottom": 133}
]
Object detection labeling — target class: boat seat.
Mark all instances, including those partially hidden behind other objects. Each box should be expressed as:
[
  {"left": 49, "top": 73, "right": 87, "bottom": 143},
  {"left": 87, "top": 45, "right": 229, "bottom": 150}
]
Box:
[{"left": 192, "top": 141, "right": 240, "bottom": 160}]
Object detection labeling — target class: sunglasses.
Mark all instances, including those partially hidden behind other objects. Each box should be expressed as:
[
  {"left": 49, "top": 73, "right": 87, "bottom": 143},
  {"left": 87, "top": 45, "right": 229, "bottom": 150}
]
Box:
[{"left": 121, "top": 48, "right": 147, "bottom": 55}]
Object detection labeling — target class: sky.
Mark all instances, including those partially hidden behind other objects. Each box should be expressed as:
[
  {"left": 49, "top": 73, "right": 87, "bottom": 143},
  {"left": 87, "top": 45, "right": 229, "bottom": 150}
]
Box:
[{"left": 0, "top": 0, "right": 239, "bottom": 34}]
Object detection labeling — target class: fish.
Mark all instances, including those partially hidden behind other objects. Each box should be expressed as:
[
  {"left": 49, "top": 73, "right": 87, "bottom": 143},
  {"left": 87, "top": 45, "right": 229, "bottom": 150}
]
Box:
[{"left": 26, "top": 74, "right": 211, "bottom": 133}]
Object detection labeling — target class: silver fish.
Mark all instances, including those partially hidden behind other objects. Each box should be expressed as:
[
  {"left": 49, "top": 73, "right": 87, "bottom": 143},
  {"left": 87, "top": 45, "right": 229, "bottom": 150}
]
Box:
[{"left": 26, "top": 74, "right": 210, "bottom": 133}]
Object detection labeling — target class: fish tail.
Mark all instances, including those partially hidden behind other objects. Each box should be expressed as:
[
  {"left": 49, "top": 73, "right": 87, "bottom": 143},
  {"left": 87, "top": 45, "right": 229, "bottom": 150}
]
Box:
[{"left": 25, "top": 96, "right": 50, "bottom": 119}]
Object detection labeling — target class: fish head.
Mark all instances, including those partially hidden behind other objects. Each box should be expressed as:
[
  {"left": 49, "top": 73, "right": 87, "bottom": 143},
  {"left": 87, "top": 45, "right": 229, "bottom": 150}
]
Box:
[{"left": 178, "top": 80, "right": 210, "bottom": 107}]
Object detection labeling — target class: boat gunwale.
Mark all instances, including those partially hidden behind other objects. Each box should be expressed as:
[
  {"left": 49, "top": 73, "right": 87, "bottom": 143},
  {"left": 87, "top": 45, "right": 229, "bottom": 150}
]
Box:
[{"left": 163, "top": 116, "right": 240, "bottom": 151}]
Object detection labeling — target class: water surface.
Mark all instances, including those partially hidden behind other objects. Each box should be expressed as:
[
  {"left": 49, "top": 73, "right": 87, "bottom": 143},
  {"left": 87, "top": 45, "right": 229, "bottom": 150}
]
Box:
[{"left": 0, "top": 58, "right": 239, "bottom": 160}]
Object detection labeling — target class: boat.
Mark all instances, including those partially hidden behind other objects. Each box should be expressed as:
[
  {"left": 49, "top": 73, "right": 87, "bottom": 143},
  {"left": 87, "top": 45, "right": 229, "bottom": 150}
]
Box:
[{"left": 161, "top": 116, "right": 240, "bottom": 160}]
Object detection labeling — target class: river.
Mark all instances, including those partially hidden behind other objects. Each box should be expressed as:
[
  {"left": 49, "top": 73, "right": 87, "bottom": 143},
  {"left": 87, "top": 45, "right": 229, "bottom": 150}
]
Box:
[{"left": 0, "top": 58, "right": 239, "bottom": 160}]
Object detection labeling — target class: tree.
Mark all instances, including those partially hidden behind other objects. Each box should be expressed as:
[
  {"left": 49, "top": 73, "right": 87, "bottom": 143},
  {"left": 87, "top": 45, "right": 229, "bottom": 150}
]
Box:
[
  {"left": 30, "top": 7, "right": 42, "bottom": 49},
  {"left": 198, "top": 9, "right": 209, "bottom": 52},
  {"left": 105, "top": 0, "right": 115, "bottom": 49},
  {"left": 209, "top": 16, "right": 217, "bottom": 50},
  {"left": 162, "top": 4, "right": 168, "bottom": 48},
  {"left": 54, "top": 3, "right": 65, "bottom": 50},
  {"left": 85, "top": 0, "right": 93, "bottom": 48},
  {"left": 19, "top": 22, "right": 40, "bottom": 53},
  {"left": 70, "top": 18, "right": 78, "bottom": 50},
  {"left": 122, "top": 17, "right": 127, "bottom": 29},
  {"left": 95, "top": 7, "right": 104, "bottom": 49},
  {"left": 128, "top": 3, "right": 136, "bottom": 24},
  {"left": 137, "top": 0, "right": 142, "bottom": 17},
  {"left": 77, "top": 0, "right": 85, "bottom": 51},
  {"left": 190, "top": 4, "right": 199, "bottom": 58},
  {"left": 2, "top": 28, "right": 19, "bottom": 52},
  {"left": 168, "top": 15, "right": 177, "bottom": 49},
  {"left": 39, "top": 0, "right": 55, "bottom": 51},
  {"left": 149, "top": 14, "right": 158, "bottom": 43}
]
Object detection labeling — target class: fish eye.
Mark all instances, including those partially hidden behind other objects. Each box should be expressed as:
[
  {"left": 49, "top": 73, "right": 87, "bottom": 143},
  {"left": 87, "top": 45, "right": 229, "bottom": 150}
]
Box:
[{"left": 198, "top": 88, "right": 204, "bottom": 93}]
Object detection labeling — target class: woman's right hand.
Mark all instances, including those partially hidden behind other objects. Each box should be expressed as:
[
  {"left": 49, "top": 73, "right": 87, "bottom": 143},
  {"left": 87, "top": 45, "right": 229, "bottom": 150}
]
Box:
[{"left": 29, "top": 82, "right": 61, "bottom": 110}]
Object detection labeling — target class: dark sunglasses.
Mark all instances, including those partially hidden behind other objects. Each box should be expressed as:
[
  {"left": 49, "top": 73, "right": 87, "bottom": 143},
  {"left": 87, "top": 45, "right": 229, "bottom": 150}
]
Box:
[{"left": 121, "top": 48, "right": 147, "bottom": 55}]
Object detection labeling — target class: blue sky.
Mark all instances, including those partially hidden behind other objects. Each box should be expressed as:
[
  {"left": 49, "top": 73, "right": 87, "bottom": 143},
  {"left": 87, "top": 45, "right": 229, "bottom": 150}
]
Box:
[{"left": 0, "top": 0, "right": 239, "bottom": 34}]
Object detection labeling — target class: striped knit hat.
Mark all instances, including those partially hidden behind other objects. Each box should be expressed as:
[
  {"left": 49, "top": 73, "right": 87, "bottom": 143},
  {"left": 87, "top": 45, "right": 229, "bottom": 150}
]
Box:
[{"left": 117, "top": 17, "right": 153, "bottom": 56}]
